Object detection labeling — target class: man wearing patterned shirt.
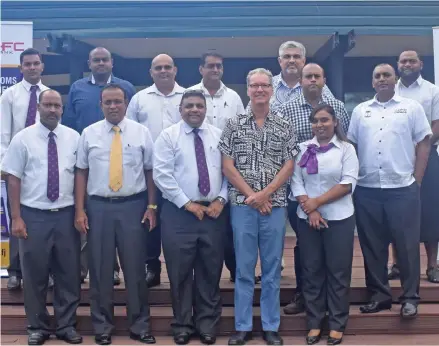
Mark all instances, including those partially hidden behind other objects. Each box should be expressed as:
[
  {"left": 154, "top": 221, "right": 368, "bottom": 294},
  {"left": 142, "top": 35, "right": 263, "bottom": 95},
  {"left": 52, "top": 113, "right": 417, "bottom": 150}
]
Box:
[
  {"left": 280, "top": 63, "right": 350, "bottom": 315},
  {"left": 271, "top": 41, "right": 334, "bottom": 111},
  {"left": 220, "top": 68, "right": 299, "bottom": 346}
]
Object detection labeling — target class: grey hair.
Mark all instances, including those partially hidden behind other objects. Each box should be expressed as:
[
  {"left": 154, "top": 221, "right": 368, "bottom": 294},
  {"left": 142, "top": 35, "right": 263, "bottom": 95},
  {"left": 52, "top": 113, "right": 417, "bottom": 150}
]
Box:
[
  {"left": 246, "top": 68, "right": 273, "bottom": 87},
  {"left": 278, "top": 41, "right": 306, "bottom": 58}
]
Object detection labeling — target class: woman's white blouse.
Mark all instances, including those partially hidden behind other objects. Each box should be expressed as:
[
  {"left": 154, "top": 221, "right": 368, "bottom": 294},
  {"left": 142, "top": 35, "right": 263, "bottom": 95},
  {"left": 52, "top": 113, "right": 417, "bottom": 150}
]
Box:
[{"left": 290, "top": 135, "right": 359, "bottom": 221}]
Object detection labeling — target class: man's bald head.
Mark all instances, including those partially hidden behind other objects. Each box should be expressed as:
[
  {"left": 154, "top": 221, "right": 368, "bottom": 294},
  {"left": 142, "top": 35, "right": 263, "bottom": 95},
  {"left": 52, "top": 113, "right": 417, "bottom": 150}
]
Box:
[
  {"left": 150, "top": 53, "right": 177, "bottom": 87},
  {"left": 89, "top": 47, "right": 112, "bottom": 60},
  {"left": 151, "top": 54, "right": 174, "bottom": 68},
  {"left": 88, "top": 47, "right": 113, "bottom": 78}
]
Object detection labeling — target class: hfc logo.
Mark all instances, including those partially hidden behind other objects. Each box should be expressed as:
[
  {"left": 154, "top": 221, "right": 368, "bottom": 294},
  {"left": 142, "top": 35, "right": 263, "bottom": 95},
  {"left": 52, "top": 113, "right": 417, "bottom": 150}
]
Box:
[{"left": 1, "top": 42, "right": 25, "bottom": 54}]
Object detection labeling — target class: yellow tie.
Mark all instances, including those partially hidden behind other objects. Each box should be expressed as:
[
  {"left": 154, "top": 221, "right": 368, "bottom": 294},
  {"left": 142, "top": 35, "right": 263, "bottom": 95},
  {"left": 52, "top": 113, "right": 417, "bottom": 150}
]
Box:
[{"left": 109, "top": 126, "right": 123, "bottom": 192}]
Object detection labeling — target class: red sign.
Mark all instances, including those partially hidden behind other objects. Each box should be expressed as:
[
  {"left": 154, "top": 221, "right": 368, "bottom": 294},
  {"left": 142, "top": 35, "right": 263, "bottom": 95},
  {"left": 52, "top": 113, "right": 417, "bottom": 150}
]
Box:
[{"left": 1, "top": 42, "right": 25, "bottom": 52}]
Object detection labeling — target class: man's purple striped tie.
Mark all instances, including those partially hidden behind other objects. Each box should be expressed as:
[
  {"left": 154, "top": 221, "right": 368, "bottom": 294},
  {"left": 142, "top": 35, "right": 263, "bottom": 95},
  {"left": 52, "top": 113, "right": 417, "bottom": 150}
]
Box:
[
  {"left": 47, "top": 132, "right": 59, "bottom": 202},
  {"left": 25, "top": 85, "right": 38, "bottom": 127}
]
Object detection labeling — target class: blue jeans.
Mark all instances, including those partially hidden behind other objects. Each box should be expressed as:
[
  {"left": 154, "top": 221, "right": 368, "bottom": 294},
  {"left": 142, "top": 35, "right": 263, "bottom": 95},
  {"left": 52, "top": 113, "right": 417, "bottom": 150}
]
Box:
[{"left": 231, "top": 205, "right": 286, "bottom": 332}]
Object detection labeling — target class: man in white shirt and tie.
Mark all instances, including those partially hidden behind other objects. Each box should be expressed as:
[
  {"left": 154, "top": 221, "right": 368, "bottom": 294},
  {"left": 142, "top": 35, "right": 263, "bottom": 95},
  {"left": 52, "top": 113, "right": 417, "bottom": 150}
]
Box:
[
  {"left": 75, "top": 84, "right": 157, "bottom": 345},
  {"left": 188, "top": 52, "right": 246, "bottom": 284},
  {"left": 348, "top": 63, "right": 432, "bottom": 318},
  {"left": 126, "top": 53, "right": 185, "bottom": 288},
  {"left": 387, "top": 50, "right": 439, "bottom": 284},
  {"left": 1, "top": 89, "right": 82, "bottom": 345},
  {"left": 0, "top": 48, "right": 51, "bottom": 291},
  {"left": 153, "top": 90, "right": 228, "bottom": 345}
]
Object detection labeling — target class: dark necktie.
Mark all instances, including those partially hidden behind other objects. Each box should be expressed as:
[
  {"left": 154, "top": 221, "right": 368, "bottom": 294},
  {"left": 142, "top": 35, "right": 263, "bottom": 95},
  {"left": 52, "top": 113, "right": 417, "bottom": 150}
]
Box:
[
  {"left": 25, "top": 85, "right": 39, "bottom": 127},
  {"left": 47, "top": 132, "right": 59, "bottom": 202},
  {"left": 193, "top": 128, "right": 210, "bottom": 196}
]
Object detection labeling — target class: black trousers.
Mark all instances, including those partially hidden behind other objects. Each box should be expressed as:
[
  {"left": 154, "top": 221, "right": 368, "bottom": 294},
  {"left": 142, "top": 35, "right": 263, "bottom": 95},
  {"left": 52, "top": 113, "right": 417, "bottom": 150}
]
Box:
[
  {"left": 298, "top": 216, "right": 355, "bottom": 332},
  {"left": 146, "top": 188, "right": 162, "bottom": 273},
  {"left": 223, "top": 205, "right": 236, "bottom": 279},
  {"left": 354, "top": 183, "right": 421, "bottom": 304},
  {"left": 420, "top": 146, "right": 439, "bottom": 242},
  {"left": 19, "top": 205, "right": 81, "bottom": 335},
  {"left": 87, "top": 194, "right": 150, "bottom": 335},
  {"left": 287, "top": 199, "right": 302, "bottom": 293},
  {"left": 161, "top": 200, "right": 225, "bottom": 336}
]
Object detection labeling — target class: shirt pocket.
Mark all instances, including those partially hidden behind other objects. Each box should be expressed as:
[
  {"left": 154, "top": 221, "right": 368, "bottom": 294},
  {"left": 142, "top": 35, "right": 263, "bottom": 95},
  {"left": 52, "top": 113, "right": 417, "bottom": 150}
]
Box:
[
  {"left": 123, "top": 145, "right": 142, "bottom": 167},
  {"left": 208, "top": 146, "right": 222, "bottom": 168}
]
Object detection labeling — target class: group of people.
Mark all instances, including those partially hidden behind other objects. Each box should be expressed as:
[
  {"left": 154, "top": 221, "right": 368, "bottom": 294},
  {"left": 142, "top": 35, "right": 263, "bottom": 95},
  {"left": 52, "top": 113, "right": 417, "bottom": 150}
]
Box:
[{"left": 0, "top": 39, "right": 438, "bottom": 346}]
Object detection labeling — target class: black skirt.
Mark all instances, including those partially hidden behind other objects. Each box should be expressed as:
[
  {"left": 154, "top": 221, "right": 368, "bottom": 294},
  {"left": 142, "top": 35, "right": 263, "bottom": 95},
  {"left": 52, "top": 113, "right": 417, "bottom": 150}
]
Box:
[{"left": 420, "top": 146, "right": 439, "bottom": 242}]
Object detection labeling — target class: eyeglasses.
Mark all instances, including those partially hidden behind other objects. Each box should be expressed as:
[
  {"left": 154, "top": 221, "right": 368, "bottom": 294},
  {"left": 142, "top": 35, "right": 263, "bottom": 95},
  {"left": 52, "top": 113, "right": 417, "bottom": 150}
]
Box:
[
  {"left": 153, "top": 65, "right": 173, "bottom": 71},
  {"left": 248, "top": 83, "right": 272, "bottom": 90}
]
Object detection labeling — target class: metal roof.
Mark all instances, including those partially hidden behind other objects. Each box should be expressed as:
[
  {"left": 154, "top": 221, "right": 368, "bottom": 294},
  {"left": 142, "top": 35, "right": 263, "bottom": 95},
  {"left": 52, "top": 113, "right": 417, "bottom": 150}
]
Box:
[{"left": 2, "top": 1, "right": 439, "bottom": 39}]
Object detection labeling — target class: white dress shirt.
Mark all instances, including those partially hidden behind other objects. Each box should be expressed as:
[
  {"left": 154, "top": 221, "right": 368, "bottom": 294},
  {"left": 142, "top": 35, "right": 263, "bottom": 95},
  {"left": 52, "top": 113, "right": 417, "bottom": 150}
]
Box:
[
  {"left": 126, "top": 83, "right": 185, "bottom": 142},
  {"left": 188, "top": 81, "right": 245, "bottom": 130},
  {"left": 291, "top": 135, "right": 359, "bottom": 221},
  {"left": 153, "top": 120, "right": 228, "bottom": 208},
  {"left": 1, "top": 79, "right": 49, "bottom": 160},
  {"left": 76, "top": 118, "right": 154, "bottom": 197},
  {"left": 348, "top": 95, "right": 432, "bottom": 188},
  {"left": 1, "top": 122, "right": 79, "bottom": 209},
  {"left": 396, "top": 75, "right": 439, "bottom": 145}
]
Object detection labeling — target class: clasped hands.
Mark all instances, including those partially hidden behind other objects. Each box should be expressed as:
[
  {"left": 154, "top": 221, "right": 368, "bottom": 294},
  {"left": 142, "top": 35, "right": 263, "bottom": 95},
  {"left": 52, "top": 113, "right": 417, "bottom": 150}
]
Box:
[
  {"left": 300, "top": 196, "right": 328, "bottom": 230},
  {"left": 245, "top": 190, "right": 272, "bottom": 215},
  {"left": 186, "top": 200, "right": 224, "bottom": 221}
]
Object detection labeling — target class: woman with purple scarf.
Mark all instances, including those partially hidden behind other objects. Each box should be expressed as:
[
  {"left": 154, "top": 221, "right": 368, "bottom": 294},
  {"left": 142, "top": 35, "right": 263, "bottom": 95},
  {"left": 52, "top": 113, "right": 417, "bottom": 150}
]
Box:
[{"left": 290, "top": 104, "right": 359, "bottom": 346}]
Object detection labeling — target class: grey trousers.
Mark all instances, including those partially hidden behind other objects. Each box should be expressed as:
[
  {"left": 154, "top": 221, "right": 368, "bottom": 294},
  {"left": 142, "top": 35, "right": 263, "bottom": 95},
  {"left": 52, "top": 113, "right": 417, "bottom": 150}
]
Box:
[
  {"left": 298, "top": 215, "right": 355, "bottom": 332},
  {"left": 87, "top": 194, "right": 150, "bottom": 335},
  {"left": 19, "top": 205, "right": 81, "bottom": 335},
  {"left": 354, "top": 183, "right": 421, "bottom": 304},
  {"left": 161, "top": 200, "right": 225, "bottom": 336}
]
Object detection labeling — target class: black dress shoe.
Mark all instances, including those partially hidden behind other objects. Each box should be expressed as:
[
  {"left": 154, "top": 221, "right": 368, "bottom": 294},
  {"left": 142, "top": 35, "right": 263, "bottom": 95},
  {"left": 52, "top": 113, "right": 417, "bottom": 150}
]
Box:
[
  {"left": 228, "top": 331, "right": 252, "bottom": 345},
  {"left": 28, "top": 332, "right": 50, "bottom": 345},
  {"left": 200, "top": 333, "right": 216, "bottom": 345},
  {"left": 174, "top": 332, "right": 190, "bottom": 345},
  {"left": 95, "top": 334, "right": 111, "bottom": 345},
  {"left": 306, "top": 334, "right": 321, "bottom": 345},
  {"left": 327, "top": 336, "right": 343, "bottom": 345},
  {"left": 263, "top": 331, "right": 283, "bottom": 345},
  {"left": 145, "top": 270, "right": 160, "bottom": 288},
  {"left": 229, "top": 276, "right": 261, "bottom": 284},
  {"left": 359, "top": 301, "right": 392, "bottom": 313},
  {"left": 283, "top": 292, "right": 305, "bottom": 315},
  {"left": 7, "top": 276, "right": 22, "bottom": 290},
  {"left": 113, "top": 271, "right": 121, "bottom": 286},
  {"left": 130, "top": 332, "right": 156, "bottom": 344},
  {"left": 400, "top": 302, "right": 418, "bottom": 318},
  {"left": 56, "top": 329, "right": 83, "bottom": 344},
  {"left": 48, "top": 275, "right": 54, "bottom": 290}
]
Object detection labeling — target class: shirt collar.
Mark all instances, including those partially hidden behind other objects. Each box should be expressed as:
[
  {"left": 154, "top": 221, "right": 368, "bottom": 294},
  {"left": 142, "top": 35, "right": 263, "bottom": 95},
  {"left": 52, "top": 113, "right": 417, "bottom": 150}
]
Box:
[
  {"left": 397, "top": 75, "right": 424, "bottom": 89},
  {"left": 370, "top": 93, "right": 403, "bottom": 106},
  {"left": 104, "top": 117, "right": 127, "bottom": 133},
  {"left": 182, "top": 119, "right": 208, "bottom": 134},
  {"left": 298, "top": 91, "right": 327, "bottom": 107},
  {"left": 310, "top": 134, "right": 341, "bottom": 148},
  {"left": 90, "top": 74, "right": 113, "bottom": 85},
  {"left": 37, "top": 122, "right": 61, "bottom": 138},
  {"left": 279, "top": 74, "right": 300, "bottom": 90},
  {"left": 147, "top": 82, "right": 185, "bottom": 96},
  {"left": 198, "top": 80, "right": 227, "bottom": 97},
  {"left": 21, "top": 79, "right": 44, "bottom": 92},
  {"left": 244, "top": 105, "right": 275, "bottom": 122}
]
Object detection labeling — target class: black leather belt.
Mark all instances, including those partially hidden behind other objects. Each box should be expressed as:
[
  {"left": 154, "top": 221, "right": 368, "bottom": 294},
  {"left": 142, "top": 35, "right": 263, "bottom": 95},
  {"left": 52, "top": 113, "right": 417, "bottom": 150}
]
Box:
[
  {"left": 21, "top": 205, "right": 73, "bottom": 213},
  {"left": 89, "top": 191, "right": 146, "bottom": 203}
]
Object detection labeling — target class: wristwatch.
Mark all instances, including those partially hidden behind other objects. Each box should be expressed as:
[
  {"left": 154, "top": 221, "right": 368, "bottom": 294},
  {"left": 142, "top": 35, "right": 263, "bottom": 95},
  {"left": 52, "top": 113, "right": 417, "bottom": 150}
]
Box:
[
  {"left": 147, "top": 204, "right": 158, "bottom": 210},
  {"left": 215, "top": 197, "right": 226, "bottom": 205}
]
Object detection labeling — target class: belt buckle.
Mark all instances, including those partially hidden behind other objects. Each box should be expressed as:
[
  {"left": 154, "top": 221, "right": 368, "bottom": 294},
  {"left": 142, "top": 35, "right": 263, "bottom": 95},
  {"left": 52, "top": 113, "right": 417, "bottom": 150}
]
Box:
[{"left": 50, "top": 208, "right": 59, "bottom": 212}]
